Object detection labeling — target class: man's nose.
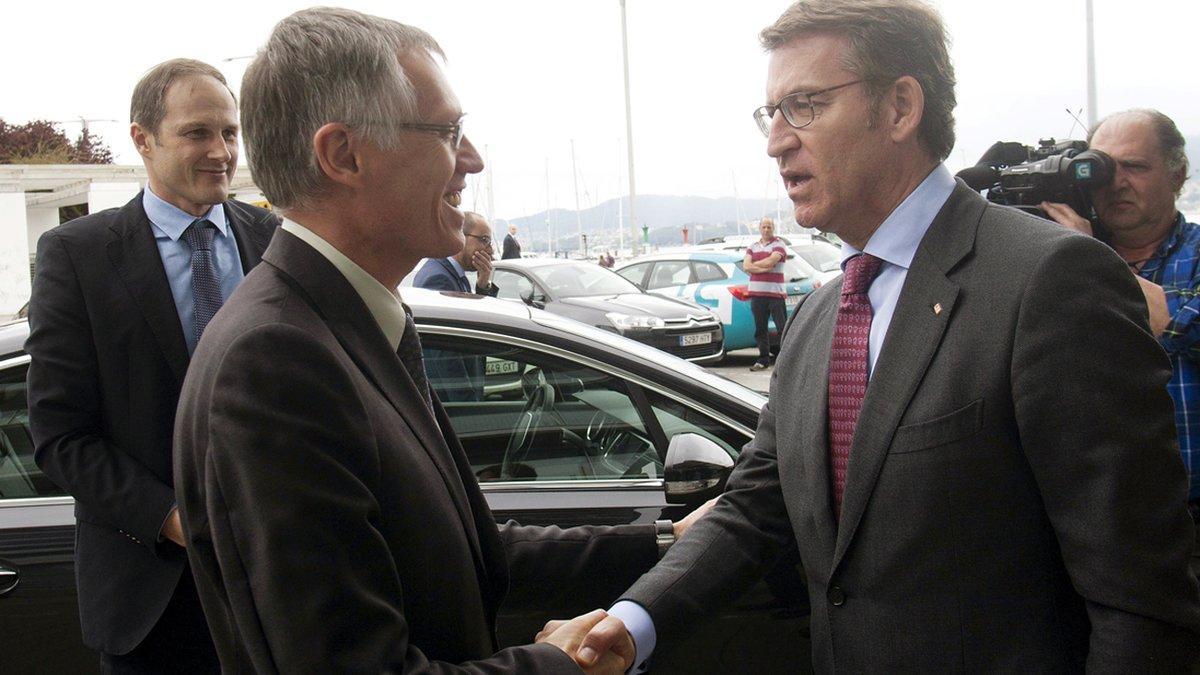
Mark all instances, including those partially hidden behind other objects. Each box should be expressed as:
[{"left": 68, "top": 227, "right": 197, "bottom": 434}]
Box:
[
  {"left": 766, "top": 111, "right": 799, "bottom": 159},
  {"left": 457, "top": 135, "right": 485, "bottom": 175}
]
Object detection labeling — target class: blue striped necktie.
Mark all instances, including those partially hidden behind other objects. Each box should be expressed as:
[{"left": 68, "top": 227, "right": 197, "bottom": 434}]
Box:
[{"left": 182, "top": 219, "right": 224, "bottom": 345}]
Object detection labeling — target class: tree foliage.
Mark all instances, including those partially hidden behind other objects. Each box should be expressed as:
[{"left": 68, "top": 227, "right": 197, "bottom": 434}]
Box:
[{"left": 0, "top": 119, "right": 114, "bottom": 164}]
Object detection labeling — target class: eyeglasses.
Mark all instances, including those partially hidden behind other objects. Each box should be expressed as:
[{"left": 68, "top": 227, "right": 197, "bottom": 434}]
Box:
[
  {"left": 752, "top": 80, "right": 864, "bottom": 136},
  {"left": 397, "top": 114, "right": 466, "bottom": 149},
  {"left": 465, "top": 233, "right": 492, "bottom": 247}
]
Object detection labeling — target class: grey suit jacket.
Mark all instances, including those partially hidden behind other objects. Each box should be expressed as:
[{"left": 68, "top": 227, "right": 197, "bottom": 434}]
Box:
[
  {"left": 173, "top": 229, "right": 656, "bottom": 673},
  {"left": 620, "top": 182, "right": 1200, "bottom": 672},
  {"left": 26, "top": 193, "right": 276, "bottom": 654}
]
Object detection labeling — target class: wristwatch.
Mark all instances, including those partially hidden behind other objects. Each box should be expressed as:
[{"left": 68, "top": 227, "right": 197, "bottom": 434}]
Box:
[{"left": 654, "top": 519, "right": 675, "bottom": 559}]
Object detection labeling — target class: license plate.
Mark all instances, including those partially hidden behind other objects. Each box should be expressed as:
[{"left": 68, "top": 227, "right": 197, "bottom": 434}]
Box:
[
  {"left": 786, "top": 295, "right": 801, "bottom": 307},
  {"left": 485, "top": 359, "right": 519, "bottom": 375},
  {"left": 679, "top": 332, "right": 713, "bottom": 346}
]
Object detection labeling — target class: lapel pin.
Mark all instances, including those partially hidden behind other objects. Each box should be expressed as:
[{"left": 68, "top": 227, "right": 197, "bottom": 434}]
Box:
[{"left": 933, "top": 302, "right": 943, "bottom": 315}]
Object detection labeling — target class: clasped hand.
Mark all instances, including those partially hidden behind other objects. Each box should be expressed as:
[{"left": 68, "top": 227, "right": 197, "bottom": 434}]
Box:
[{"left": 535, "top": 609, "right": 635, "bottom": 674}]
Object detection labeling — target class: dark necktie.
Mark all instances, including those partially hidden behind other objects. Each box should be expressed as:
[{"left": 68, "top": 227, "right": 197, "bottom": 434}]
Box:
[
  {"left": 458, "top": 274, "right": 471, "bottom": 293},
  {"left": 397, "top": 312, "right": 434, "bottom": 412},
  {"left": 828, "top": 253, "right": 883, "bottom": 518},
  {"left": 182, "top": 219, "right": 223, "bottom": 344}
]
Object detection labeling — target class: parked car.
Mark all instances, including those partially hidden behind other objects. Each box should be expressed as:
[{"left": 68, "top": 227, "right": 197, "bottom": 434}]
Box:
[
  {"left": 788, "top": 239, "right": 844, "bottom": 286},
  {"left": 614, "top": 250, "right": 815, "bottom": 352},
  {"left": 0, "top": 292, "right": 808, "bottom": 673},
  {"left": 490, "top": 258, "right": 725, "bottom": 365}
]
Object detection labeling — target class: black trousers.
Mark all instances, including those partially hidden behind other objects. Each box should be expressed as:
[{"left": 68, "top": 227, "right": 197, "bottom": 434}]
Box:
[
  {"left": 751, "top": 296, "right": 787, "bottom": 363},
  {"left": 100, "top": 566, "right": 219, "bottom": 674}
]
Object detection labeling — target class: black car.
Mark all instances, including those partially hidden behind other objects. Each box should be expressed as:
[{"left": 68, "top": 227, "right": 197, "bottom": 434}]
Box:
[
  {"left": 491, "top": 258, "right": 725, "bottom": 364},
  {"left": 0, "top": 292, "right": 808, "bottom": 673}
]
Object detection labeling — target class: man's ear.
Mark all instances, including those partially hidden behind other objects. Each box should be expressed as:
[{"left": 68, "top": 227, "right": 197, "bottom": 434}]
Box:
[
  {"left": 312, "top": 122, "right": 364, "bottom": 189},
  {"left": 884, "top": 75, "right": 925, "bottom": 145},
  {"left": 130, "top": 123, "right": 153, "bottom": 159}
]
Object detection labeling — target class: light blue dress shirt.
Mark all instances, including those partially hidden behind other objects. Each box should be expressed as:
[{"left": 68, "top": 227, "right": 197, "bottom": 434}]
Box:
[
  {"left": 143, "top": 187, "right": 244, "bottom": 355},
  {"left": 608, "top": 164, "right": 956, "bottom": 673},
  {"left": 840, "top": 163, "right": 956, "bottom": 376}
]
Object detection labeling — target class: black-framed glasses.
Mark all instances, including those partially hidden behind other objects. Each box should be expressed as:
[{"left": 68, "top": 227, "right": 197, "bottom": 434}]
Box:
[
  {"left": 465, "top": 233, "right": 492, "bottom": 247},
  {"left": 752, "top": 80, "right": 864, "bottom": 136},
  {"left": 397, "top": 114, "right": 466, "bottom": 149}
]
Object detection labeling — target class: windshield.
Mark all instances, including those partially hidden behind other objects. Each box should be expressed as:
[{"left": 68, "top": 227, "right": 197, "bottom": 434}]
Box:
[
  {"left": 532, "top": 263, "right": 644, "bottom": 297},
  {"left": 791, "top": 244, "right": 842, "bottom": 272}
]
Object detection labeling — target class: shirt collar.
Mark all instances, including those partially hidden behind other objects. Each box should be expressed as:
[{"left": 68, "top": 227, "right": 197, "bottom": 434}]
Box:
[
  {"left": 143, "top": 185, "right": 228, "bottom": 241},
  {"left": 1152, "top": 212, "right": 1188, "bottom": 259},
  {"left": 446, "top": 256, "right": 468, "bottom": 279},
  {"left": 280, "top": 218, "right": 407, "bottom": 351},
  {"left": 841, "top": 163, "right": 956, "bottom": 270}
]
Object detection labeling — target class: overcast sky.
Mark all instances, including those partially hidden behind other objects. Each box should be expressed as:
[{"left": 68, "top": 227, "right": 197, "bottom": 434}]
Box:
[{"left": 5, "top": 0, "right": 1197, "bottom": 221}]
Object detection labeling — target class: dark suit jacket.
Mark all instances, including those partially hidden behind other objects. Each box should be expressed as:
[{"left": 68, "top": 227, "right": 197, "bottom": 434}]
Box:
[
  {"left": 173, "top": 229, "right": 655, "bottom": 673},
  {"left": 502, "top": 234, "right": 521, "bottom": 260},
  {"left": 413, "top": 257, "right": 499, "bottom": 297},
  {"left": 620, "top": 183, "right": 1200, "bottom": 672},
  {"left": 25, "top": 193, "right": 277, "bottom": 654}
]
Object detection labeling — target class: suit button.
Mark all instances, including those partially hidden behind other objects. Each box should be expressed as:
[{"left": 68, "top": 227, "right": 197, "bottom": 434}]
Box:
[{"left": 827, "top": 586, "right": 846, "bottom": 606}]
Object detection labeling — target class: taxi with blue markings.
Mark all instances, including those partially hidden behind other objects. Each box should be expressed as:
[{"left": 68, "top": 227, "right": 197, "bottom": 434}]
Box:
[{"left": 614, "top": 250, "right": 815, "bottom": 352}]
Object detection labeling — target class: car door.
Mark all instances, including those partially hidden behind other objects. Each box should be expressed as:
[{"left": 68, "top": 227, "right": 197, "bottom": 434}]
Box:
[
  {"left": 419, "top": 326, "right": 810, "bottom": 673},
  {"left": 0, "top": 354, "right": 92, "bottom": 672}
]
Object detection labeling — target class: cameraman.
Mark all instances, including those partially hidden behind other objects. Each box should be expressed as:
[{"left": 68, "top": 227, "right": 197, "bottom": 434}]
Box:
[{"left": 1043, "top": 109, "right": 1198, "bottom": 573}]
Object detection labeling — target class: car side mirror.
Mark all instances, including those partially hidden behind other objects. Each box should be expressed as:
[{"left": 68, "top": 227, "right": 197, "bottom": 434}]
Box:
[
  {"left": 664, "top": 433, "right": 733, "bottom": 505},
  {"left": 520, "top": 290, "right": 547, "bottom": 310}
]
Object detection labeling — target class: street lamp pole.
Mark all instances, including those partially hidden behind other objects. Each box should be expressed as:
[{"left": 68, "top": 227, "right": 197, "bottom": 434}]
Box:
[{"left": 619, "top": 0, "right": 639, "bottom": 255}]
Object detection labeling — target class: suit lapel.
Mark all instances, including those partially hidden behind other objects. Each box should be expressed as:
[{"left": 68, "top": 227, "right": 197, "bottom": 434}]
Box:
[
  {"left": 225, "top": 200, "right": 275, "bottom": 273},
  {"left": 262, "top": 231, "right": 489, "bottom": 582},
  {"left": 792, "top": 288, "right": 840, "bottom": 571},
  {"left": 105, "top": 194, "right": 190, "bottom": 384},
  {"left": 831, "top": 182, "right": 984, "bottom": 572},
  {"left": 439, "top": 258, "right": 469, "bottom": 293}
]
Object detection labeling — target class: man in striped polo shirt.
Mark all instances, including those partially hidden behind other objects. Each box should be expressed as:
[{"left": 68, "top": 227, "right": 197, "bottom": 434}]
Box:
[{"left": 744, "top": 217, "right": 790, "bottom": 370}]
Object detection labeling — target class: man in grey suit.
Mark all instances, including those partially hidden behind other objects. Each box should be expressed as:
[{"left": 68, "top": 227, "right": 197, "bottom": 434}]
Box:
[
  {"left": 171, "top": 8, "right": 691, "bottom": 673},
  {"left": 563, "top": 0, "right": 1200, "bottom": 671}
]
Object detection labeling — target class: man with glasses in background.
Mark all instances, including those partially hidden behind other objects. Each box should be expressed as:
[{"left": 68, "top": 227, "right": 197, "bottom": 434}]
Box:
[
  {"left": 414, "top": 211, "right": 499, "bottom": 296},
  {"left": 562, "top": 0, "right": 1200, "bottom": 671}
]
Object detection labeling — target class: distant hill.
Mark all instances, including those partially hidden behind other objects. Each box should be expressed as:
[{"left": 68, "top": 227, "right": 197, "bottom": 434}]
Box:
[{"left": 501, "top": 195, "right": 795, "bottom": 252}]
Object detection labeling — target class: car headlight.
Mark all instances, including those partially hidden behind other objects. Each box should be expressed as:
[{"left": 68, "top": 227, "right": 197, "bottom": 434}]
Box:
[{"left": 606, "top": 312, "right": 665, "bottom": 331}]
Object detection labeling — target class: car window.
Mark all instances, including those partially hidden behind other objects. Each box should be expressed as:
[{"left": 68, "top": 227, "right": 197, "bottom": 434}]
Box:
[
  {"left": 420, "top": 335, "right": 661, "bottom": 482},
  {"left": 493, "top": 269, "right": 535, "bottom": 301},
  {"left": 647, "top": 261, "right": 693, "bottom": 290},
  {"left": 616, "top": 263, "right": 650, "bottom": 288},
  {"left": 0, "top": 360, "right": 66, "bottom": 499},
  {"left": 792, "top": 244, "right": 842, "bottom": 272},
  {"left": 642, "top": 389, "right": 744, "bottom": 459},
  {"left": 692, "top": 261, "right": 726, "bottom": 283}
]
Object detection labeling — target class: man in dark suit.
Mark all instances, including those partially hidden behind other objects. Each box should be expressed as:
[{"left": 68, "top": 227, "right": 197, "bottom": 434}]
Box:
[
  {"left": 502, "top": 223, "right": 522, "bottom": 259},
  {"left": 414, "top": 211, "right": 499, "bottom": 296},
  {"left": 567, "top": 1, "right": 1200, "bottom": 671},
  {"left": 172, "top": 9, "right": 689, "bottom": 672},
  {"left": 26, "top": 59, "right": 277, "bottom": 672}
]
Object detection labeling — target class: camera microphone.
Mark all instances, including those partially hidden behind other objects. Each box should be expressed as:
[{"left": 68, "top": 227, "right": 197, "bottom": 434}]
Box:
[{"left": 956, "top": 164, "right": 1000, "bottom": 191}]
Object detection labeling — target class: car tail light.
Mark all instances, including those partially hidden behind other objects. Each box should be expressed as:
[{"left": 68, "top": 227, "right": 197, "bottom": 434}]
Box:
[
  {"left": 813, "top": 279, "right": 823, "bottom": 290},
  {"left": 728, "top": 284, "right": 751, "bottom": 301}
]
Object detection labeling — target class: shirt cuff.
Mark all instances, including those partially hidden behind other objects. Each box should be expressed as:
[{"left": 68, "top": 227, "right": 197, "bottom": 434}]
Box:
[
  {"left": 608, "top": 600, "right": 656, "bottom": 674},
  {"left": 157, "top": 502, "right": 178, "bottom": 543}
]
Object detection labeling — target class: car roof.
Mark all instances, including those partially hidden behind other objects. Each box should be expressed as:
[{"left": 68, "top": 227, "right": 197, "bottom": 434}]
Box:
[
  {"left": 492, "top": 257, "right": 594, "bottom": 270},
  {"left": 614, "top": 250, "right": 744, "bottom": 266}
]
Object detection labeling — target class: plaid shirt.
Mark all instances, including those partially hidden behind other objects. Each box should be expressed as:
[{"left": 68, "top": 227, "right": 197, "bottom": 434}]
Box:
[{"left": 1135, "top": 213, "right": 1200, "bottom": 500}]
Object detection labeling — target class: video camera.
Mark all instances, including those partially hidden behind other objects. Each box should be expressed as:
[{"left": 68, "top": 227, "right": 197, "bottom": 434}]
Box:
[{"left": 956, "top": 139, "right": 1115, "bottom": 222}]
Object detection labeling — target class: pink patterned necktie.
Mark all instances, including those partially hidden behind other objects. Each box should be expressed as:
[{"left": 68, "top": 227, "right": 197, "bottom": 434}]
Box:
[{"left": 828, "top": 253, "right": 883, "bottom": 518}]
